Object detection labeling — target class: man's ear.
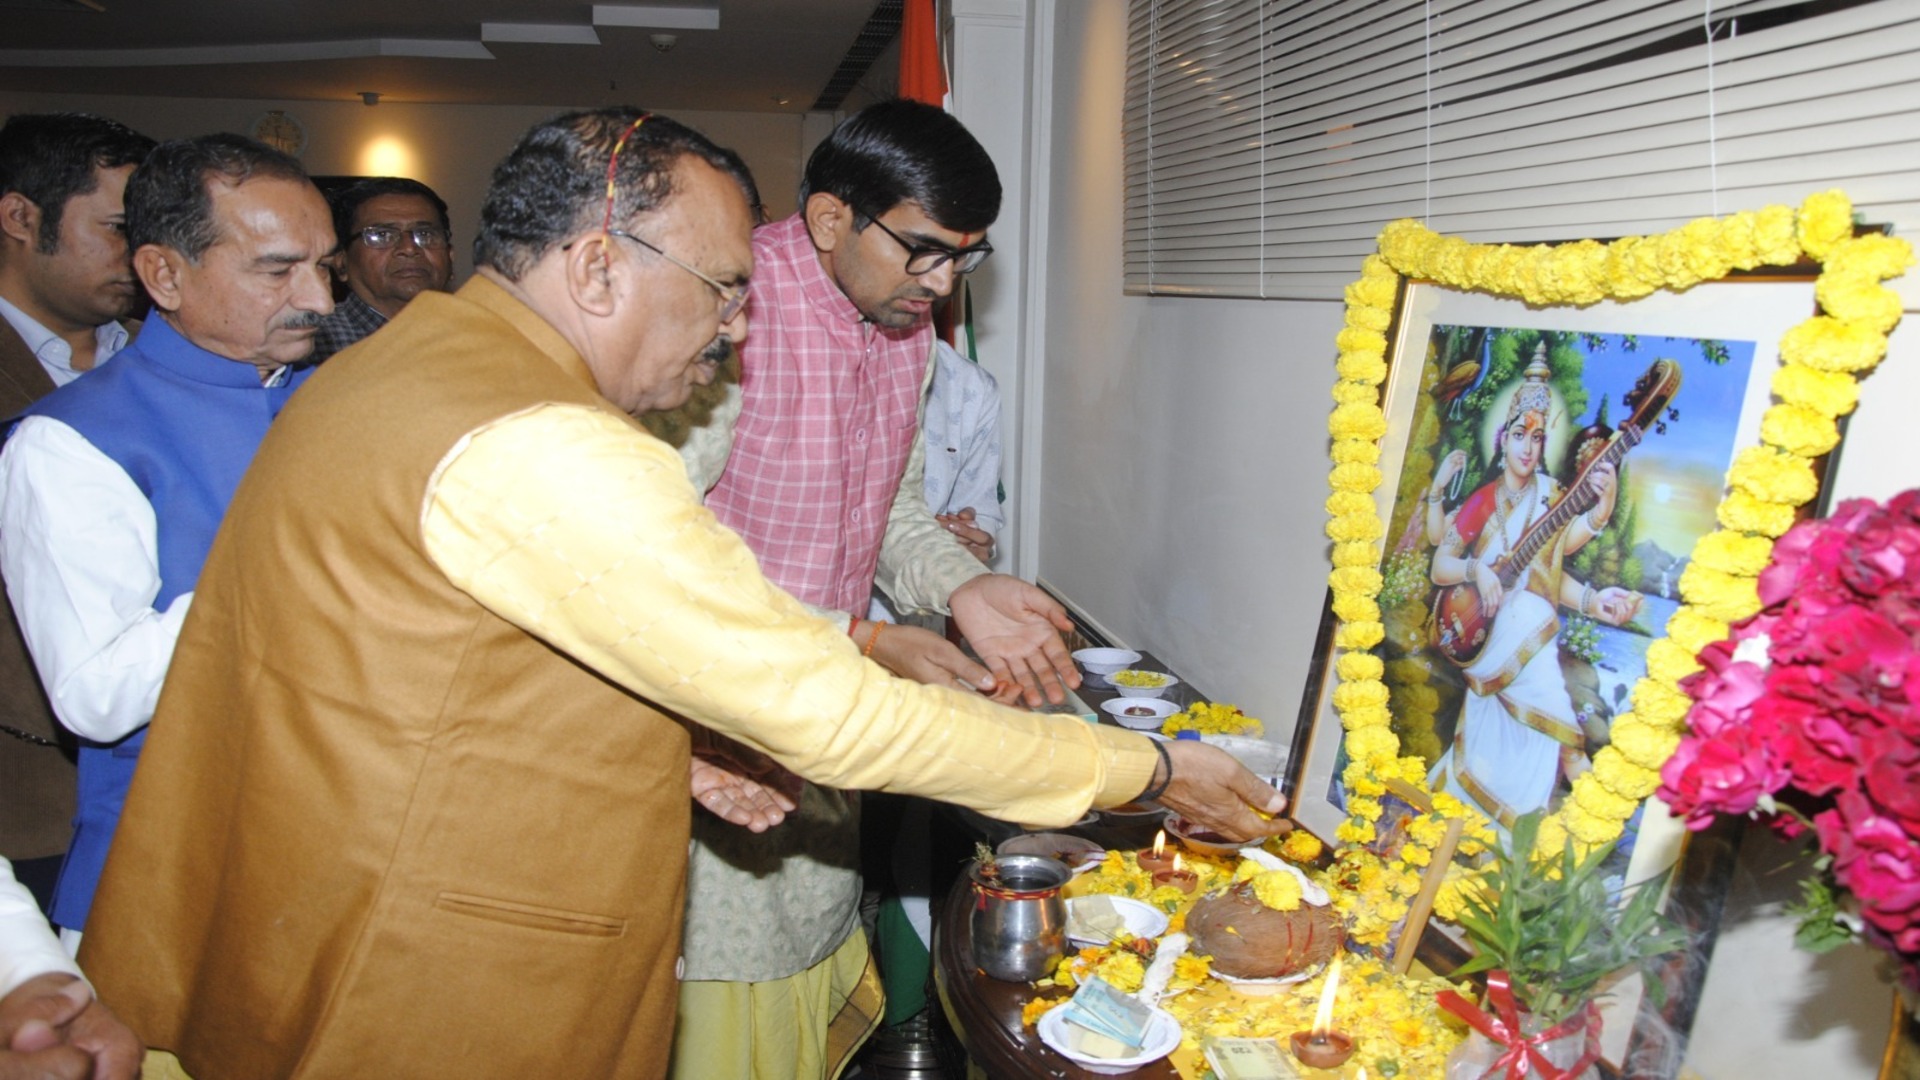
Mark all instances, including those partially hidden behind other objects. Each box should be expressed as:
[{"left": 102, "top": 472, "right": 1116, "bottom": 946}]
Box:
[
  {"left": 803, "top": 192, "right": 853, "bottom": 254},
  {"left": 133, "top": 245, "right": 186, "bottom": 314},
  {"left": 561, "top": 233, "right": 621, "bottom": 317},
  {"left": 0, "top": 192, "right": 43, "bottom": 249}
]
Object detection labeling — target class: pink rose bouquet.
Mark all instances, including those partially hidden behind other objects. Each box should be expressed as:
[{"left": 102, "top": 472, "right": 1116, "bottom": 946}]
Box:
[{"left": 1659, "top": 489, "right": 1920, "bottom": 987}]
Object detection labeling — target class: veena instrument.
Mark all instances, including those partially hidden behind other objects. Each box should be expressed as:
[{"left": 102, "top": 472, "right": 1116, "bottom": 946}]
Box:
[{"left": 1429, "top": 357, "right": 1683, "bottom": 667}]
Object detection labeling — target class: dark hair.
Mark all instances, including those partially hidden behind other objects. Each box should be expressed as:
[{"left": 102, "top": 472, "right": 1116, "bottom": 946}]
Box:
[
  {"left": 0, "top": 113, "right": 155, "bottom": 254},
  {"left": 799, "top": 100, "right": 1000, "bottom": 234},
  {"left": 126, "top": 133, "right": 312, "bottom": 262},
  {"left": 330, "top": 176, "right": 450, "bottom": 244},
  {"left": 474, "top": 108, "right": 758, "bottom": 280}
]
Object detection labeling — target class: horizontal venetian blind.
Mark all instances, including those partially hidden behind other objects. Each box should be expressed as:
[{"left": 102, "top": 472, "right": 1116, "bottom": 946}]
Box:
[{"left": 1123, "top": 0, "right": 1920, "bottom": 300}]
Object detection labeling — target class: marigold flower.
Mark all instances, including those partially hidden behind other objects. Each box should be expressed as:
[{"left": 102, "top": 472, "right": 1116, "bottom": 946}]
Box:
[
  {"left": 1328, "top": 460, "right": 1384, "bottom": 493},
  {"left": 1336, "top": 350, "right": 1389, "bottom": 383},
  {"left": 1326, "top": 513, "right": 1385, "bottom": 543},
  {"left": 1331, "top": 541, "right": 1382, "bottom": 568},
  {"left": 1334, "top": 620, "right": 1385, "bottom": 650},
  {"left": 1760, "top": 402, "right": 1842, "bottom": 457},
  {"left": 1610, "top": 716, "right": 1682, "bottom": 772},
  {"left": 1279, "top": 831, "right": 1324, "bottom": 863},
  {"left": 1796, "top": 189, "right": 1853, "bottom": 259},
  {"left": 1336, "top": 652, "right": 1385, "bottom": 682},
  {"left": 1644, "top": 637, "right": 1704, "bottom": 686},
  {"left": 1593, "top": 747, "right": 1662, "bottom": 800},
  {"left": 1778, "top": 315, "right": 1888, "bottom": 374},
  {"left": 1726, "top": 446, "right": 1819, "bottom": 506},
  {"left": 1677, "top": 562, "right": 1763, "bottom": 623},
  {"left": 1719, "top": 489, "right": 1799, "bottom": 537},
  {"left": 1815, "top": 274, "right": 1905, "bottom": 336}
]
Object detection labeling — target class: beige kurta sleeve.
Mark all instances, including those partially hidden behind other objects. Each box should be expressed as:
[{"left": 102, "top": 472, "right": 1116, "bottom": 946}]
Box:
[
  {"left": 422, "top": 403, "right": 1155, "bottom": 825},
  {"left": 872, "top": 347, "right": 992, "bottom": 616}
]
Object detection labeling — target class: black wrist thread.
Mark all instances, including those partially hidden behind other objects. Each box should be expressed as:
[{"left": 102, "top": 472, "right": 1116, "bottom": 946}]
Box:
[{"left": 1138, "top": 739, "right": 1174, "bottom": 803}]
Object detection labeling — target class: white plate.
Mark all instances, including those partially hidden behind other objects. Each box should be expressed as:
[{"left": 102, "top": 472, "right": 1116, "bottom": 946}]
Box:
[
  {"left": 1037, "top": 1002, "right": 1181, "bottom": 1075},
  {"left": 1067, "top": 895, "right": 1170, "bottom": 948},
  {"left": 1209, "top": 963, "right": 1321, "bottom": 995}
]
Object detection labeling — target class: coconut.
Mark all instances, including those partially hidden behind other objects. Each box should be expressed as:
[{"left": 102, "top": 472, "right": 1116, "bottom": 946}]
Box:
[{"left": 1185, "top": 881, "right": 1344, "bottom": 979}]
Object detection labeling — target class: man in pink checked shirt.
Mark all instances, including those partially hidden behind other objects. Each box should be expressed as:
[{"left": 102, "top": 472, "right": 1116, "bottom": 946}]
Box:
[{"left": 668, "top": 102, "right": 1078, "bottom": 1078}]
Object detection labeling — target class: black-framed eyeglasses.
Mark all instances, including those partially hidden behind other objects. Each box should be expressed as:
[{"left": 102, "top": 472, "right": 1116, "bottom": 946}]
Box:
[
  {"left": 860, "top": 214, "right": 992, "bottom": 276},
  {"left": 354, "top": 225, "right": 451, "bottom": 251},
  {"left": 608, "top": 229, "right": 750, "bottom": 324}
]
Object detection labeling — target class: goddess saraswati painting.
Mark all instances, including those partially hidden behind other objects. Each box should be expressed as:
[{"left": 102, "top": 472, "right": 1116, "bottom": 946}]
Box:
[{"left": 1368, "top": 324, "right": 1757, "bottom": 848}]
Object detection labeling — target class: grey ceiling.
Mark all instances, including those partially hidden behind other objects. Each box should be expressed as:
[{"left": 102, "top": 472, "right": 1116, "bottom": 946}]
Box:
[{"left": 0, "top": 0, "right": 900, "bottom": 114}]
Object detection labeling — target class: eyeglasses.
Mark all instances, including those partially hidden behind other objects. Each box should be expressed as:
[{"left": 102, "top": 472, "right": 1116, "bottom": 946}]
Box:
[
  {"left": 860, "top": 214, "right": 992, "bottom": 276},
  {"left": 608, "top": 229, "right": 750, "bottom": 324},
  {"left": 353, "top": 225, "right": 451, "bottom": 251}
]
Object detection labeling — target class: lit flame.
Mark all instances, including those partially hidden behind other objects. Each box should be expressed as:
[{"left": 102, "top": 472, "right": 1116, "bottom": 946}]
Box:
[
  {"left": 1171, "top": 851, "right": 1186, "bottom": 873},
  {"left": 1311, "top": 955, "right": 1343, "bottom": 1035},
  {"left": 1152, "top": 830, "right": 1166, "bottom": 858}
]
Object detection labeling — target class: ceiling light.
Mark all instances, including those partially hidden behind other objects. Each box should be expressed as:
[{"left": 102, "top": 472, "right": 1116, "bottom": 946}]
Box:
[
  {"left": 649, "top": 34, "right": 677, "bottom": 52},
  {"left": 592, "top": 4, "right": 719, "bottom": 30},
  {"left": 360, "top": 91, "right": 380, "bottom": 106}
]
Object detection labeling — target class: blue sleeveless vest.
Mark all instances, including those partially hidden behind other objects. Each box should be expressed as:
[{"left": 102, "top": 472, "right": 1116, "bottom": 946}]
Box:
[{"left": 21, "top": 315, "right": 310, "bottom": 929}]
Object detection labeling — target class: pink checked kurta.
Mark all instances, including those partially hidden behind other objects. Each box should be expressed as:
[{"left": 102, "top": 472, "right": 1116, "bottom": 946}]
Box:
[{"left": 705, "top": 214, "right": 928, "bottom": 615}]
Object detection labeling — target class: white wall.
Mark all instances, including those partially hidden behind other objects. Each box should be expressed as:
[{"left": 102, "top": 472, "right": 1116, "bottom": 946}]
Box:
[
  {"left": 1027, "top": 1, "right": 1918, "bottom": 1077},
  {"left": 0, "top": 91, "right": 808, "bottom": 283}
]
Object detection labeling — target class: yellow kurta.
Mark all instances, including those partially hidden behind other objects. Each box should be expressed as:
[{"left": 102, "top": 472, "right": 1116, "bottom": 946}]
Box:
[{"left": 79, "top": 277, "right": 1154, "bottom": 1080}]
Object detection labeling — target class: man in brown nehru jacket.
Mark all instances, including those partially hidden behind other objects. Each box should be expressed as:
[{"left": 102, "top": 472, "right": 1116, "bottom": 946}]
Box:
[{"left": 0, "top": 112, "right": 153, "bottom": 906}]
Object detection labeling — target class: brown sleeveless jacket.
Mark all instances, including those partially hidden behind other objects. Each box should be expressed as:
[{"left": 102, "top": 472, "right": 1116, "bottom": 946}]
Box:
[{"left": 82, "top": 279, "right": 691, "bottom": 1078}]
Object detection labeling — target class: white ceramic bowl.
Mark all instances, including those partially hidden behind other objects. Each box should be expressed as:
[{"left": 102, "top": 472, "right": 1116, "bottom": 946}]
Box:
[
  {"left": 1038, "top": 1003, "right": 1182, "bottom": 1075},
  {"left": 1099, "top": 697, "right": 1179, "bottom": 730},
  {"left": 1110, "top": 670, "right": 1180, "bottom": 699},
  {"left": 1073, "top": 647, "right": 1143, "bottom": 676}
]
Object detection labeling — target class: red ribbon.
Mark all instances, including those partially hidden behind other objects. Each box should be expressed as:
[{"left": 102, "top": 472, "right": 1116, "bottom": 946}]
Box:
[{"left": 1435, "top": 971, "right": 1602, "bottom": 1080}]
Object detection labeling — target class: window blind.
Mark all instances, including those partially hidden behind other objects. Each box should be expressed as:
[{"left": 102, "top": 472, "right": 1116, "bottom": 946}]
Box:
[{"left": 1123, "top": 0, "right": 1920, "bottom": 300}]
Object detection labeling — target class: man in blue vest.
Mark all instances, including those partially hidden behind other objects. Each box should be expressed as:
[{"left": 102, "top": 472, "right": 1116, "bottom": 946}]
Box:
[{"left": 0, "top": 133, "right": 335, "bottom": 941}]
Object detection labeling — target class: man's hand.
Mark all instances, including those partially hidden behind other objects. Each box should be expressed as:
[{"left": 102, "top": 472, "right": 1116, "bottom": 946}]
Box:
[
  {"left": 690, "top": 737, "right": 803, "bottom": 833},
  {"left": 1148, "top": 741, "right": 1291, "bottom": 843},
  {"left": 862, "top": 621, "right": 1010, "bottom": 702},
  {"left": 936, "top": 508, "right": 994, "bottom": 564},
  {"left": 0, "top": 973, "right": 141, "bottom": 1080},
  {"left": 947, "top": 575, "right": 1080, "bottom": 707}
]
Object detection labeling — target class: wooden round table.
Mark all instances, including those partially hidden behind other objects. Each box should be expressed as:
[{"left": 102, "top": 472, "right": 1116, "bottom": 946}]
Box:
[{"left": 932, "top": 870, "right": 1180, "bottom": 1079}]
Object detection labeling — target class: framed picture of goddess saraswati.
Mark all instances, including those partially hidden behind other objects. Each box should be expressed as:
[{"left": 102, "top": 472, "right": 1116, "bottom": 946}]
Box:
[{"left": 1288, "top": 267, "right": 1833, "bottom": 1065}]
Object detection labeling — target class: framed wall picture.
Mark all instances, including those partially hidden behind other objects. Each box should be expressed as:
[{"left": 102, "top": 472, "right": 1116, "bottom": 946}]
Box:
[{"left": 1288, "top": 219, "right": 1878, "bottom": 1071}]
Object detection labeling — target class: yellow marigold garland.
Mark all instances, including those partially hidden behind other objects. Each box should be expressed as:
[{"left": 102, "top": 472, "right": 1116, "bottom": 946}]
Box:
[{"left": 1323, "top": 191, "right": 1912, "bottom": 858}]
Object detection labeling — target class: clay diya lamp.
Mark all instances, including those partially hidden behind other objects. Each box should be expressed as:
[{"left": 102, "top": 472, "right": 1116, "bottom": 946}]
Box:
[
  {"left": 1150, "top": 851, "right": 1197, "bottom": 894},
  {"left": 1136, "top": 829, "right": 1176, "bottom": 873},
  {"left": 1289, "top": 956, "right": 1355, "bottom": 1069}
]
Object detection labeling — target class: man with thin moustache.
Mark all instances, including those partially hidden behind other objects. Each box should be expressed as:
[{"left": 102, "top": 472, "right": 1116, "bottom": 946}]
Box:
[
  {"left": 0, "top": 112, "right": 154, "bottom": 910},
  {"left": 0, "top": 132, "right": 334, "bottom": 939},
  {"left": 310, "top": 176, "right": 455, "bottom": 362}
]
